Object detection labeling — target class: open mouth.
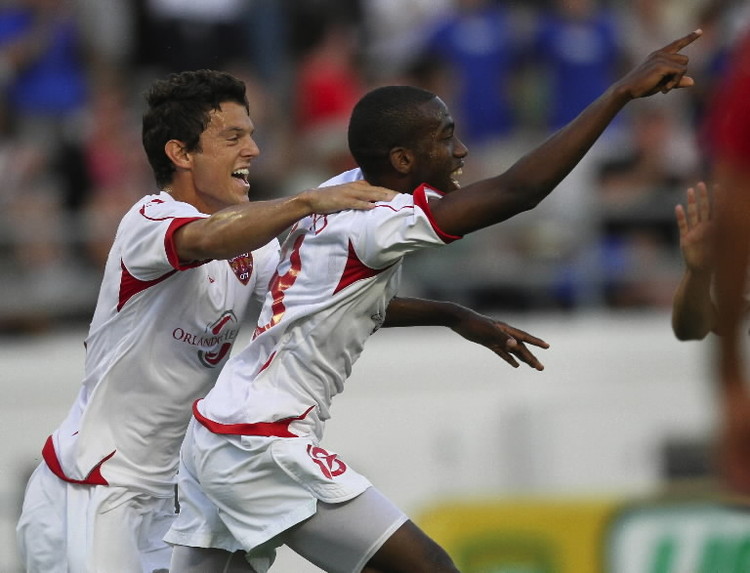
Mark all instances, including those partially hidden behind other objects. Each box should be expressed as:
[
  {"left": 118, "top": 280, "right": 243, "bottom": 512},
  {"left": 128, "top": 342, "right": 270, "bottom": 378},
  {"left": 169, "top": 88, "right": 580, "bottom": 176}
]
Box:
[
  {"left": 232, "top": 168, "right": 250, "bottom": 186},
  {"left": 450, "top": 167, "right": 463, "bottom": 189}
]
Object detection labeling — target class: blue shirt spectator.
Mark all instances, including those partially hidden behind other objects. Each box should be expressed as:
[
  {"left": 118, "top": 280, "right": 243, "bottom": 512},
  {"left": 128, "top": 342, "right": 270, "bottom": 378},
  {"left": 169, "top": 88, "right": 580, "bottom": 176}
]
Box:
[
  {"left": 0, "top": 3, "right": 87, "bottom": 117},
  {"left": 422, "top": 0, "right": 522, "bottom": 145},
  {"left": 532, "top": 1, "right": 621, "bottom": 130}
]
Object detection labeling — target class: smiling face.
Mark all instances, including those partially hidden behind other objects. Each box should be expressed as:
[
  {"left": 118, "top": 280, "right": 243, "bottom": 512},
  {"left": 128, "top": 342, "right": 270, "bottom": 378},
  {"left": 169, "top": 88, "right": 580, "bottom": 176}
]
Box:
[
  {"left": 184, "top": 101, "right": 260, "bottom": 213},
  {"left": 407, "top": 97, "right": 468, "bottom": 193}
]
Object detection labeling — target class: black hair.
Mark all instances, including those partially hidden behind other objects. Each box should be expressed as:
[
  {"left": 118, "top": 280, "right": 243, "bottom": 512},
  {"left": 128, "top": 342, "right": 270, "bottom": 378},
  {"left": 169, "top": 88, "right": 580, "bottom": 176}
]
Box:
[
  {"left": 142, "top": 69, "right": 249, "bottom": 188},
  {"left": 347, "top": 85, "right": 438, "bottom": 178}
]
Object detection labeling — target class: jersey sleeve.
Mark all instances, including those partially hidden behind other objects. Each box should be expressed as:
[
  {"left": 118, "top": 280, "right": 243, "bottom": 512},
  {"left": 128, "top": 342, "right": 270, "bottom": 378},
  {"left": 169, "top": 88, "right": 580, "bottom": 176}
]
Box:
[
  {"left": 119, "top": 196, "right": 208, "bottom": 281},
  {"left": 350, "top": 184, "right": 462, "bottom": 268},
  {"left": 703, "top": 32, "right": 750, "bottom": 170}
]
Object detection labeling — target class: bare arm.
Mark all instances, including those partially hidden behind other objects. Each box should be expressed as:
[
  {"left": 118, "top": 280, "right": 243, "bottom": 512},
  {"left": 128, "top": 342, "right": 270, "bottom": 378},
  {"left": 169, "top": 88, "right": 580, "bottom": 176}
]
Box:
[
  {"left": 383, "top": 297, "right": 549, "bottom": 371},
  {"left": 713, "top": 161, "right": 750, "bottom": 496},
  {"left": 431, "top": 30, "right": 702, "bottom": 236},
  {"left": 672, "top": 182, "right": 717, "bottom": 340},
  {"left": 174, "top": 181, "right": 396, "bottom": 262},
  {"left": 714, "top": 162, "right": 750, "bottom": 390}
]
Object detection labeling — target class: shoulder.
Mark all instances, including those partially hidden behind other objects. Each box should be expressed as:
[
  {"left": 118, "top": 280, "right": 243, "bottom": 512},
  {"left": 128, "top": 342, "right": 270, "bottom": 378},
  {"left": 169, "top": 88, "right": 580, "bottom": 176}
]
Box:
[
  {"left": 318, "top": 168, "right": 364, "bottom": 188},
  {"left": 133, "top": 193, "right": 204, "bottom": 222}
]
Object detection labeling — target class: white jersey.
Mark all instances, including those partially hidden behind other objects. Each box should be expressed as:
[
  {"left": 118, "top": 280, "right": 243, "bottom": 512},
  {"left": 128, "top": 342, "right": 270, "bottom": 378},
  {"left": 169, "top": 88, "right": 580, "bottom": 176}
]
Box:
[
  {"left": 196, "top": 170, "right": 461, "bottom": 441},
  {"left": 43, "top": 192, "right": 279, "bottom": 497}
]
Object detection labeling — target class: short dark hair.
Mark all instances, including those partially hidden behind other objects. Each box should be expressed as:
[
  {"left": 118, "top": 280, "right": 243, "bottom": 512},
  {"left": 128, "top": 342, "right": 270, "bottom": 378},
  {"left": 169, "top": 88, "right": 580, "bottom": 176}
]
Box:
[
  {"left": 347, "top": 85, "right": 438, "bottom": 178},
  {"left": 142, "top": 69, "right": 249, "bottom": 188}
]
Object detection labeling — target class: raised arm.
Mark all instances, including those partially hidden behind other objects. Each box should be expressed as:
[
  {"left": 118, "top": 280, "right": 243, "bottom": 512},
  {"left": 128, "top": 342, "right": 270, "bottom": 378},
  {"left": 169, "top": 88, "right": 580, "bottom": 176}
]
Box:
[
  {"left": 383, "top": 297, "right": 549, "bottom": 371},
  {"left": 175, "top": 181, "right": 396, "bottom": 262},
  {"left": 672, "top": 182, "right": 718, "bottom": 340},
  {"left": 431, "top": 30, "right": 702, "bottom": 236}
]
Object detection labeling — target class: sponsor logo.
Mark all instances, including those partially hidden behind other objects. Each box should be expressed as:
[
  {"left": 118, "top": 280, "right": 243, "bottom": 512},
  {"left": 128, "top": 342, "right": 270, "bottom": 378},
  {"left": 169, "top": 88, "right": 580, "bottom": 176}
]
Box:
[{"left": 172, "top": 311, "right": 239, "bottom": 368}]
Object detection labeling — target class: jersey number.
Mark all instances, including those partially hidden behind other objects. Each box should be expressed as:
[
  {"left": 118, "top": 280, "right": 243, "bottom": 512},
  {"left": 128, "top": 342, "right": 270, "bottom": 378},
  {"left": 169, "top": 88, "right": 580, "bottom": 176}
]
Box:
[{"left": 253, "top": 233, "right": 305, "bottom": 338}]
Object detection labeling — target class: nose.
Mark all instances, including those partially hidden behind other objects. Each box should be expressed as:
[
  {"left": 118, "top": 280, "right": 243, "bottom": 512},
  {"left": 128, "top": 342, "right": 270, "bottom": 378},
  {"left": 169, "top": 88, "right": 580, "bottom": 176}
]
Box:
[
  {"left": 454, "top": 137, "right": 468, "bottom": 159},
  {"left": 243, "top": 135, "right": 261, "bottom": 158}
]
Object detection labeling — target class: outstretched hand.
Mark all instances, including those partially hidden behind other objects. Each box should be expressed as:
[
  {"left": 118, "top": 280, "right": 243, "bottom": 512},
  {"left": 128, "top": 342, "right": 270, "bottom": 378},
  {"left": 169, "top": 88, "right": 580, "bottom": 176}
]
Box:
[
  {"left": 304, "top": 180, "right": 398, "bottom": 214},
  {"left": 675, "top": 181, "right": 715, "bottom": 274},
  {"left": 615, "top": 29, "right": 702, "bottom": 100},
  {"left": 450, "top": 310, "right": 549, "bottom": 371}
]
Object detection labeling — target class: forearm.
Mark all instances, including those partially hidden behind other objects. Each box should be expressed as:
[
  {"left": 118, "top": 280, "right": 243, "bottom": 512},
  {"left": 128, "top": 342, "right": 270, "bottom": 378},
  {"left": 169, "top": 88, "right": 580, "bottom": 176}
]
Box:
[
  {"left": 714, "top": 162, "right": 750, "bottom": 386},
  {"left": 176, "top": 193, "right": 314, "bottom": 261},
  {"left": 671, "top": 269, "right": 716, "bottom": 340},
  {"left": 435, "top": 86, "right": 630, "bottom": 235},
  {"left": 502, "top": 84, "right": 630, "bottom": 202},
  {"left": 383, "top": 297, "right": 463, "bottom": 328}
]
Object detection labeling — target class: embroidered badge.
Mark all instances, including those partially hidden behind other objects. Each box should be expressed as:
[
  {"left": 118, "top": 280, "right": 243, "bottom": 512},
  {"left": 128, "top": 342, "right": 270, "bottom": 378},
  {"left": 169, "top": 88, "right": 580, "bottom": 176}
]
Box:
[{"left": 228, "top": 253, "right": 254, "bottom": 285}]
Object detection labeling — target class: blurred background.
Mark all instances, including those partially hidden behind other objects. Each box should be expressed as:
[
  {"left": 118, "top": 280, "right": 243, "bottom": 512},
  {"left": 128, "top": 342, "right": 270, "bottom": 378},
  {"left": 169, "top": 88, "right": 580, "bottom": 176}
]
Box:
[{"left": 1, "top": 0, "right": 749, "bottom": 571}]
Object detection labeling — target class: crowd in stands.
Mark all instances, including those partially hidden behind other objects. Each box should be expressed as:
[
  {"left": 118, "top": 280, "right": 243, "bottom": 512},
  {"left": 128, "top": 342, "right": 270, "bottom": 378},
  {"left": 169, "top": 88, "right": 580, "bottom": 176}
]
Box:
[{"left": 0, "top": 0, "right": 745, "bottom": 332}]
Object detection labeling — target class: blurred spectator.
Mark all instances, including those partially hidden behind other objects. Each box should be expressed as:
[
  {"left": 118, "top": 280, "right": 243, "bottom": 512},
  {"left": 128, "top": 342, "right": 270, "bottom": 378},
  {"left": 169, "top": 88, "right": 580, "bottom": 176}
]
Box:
[
  {"left": 293, "top": 21, "right": 363, "bottom": 137},
  {"left": 419, "top": 0, "right": 525, "bottom": 148},
  {"left": 0, "top": 0, "right": 97, "bottom": 328},
  {"left": 243, "top": 0, "right": 290, "bottom": 87},
  {"left": 0, "top": 0, "right": 91, "bottom": 210},
  {"left": 74, "top": 0, "right": 136, "bottom": 81},
  {"left": 617, "top": 0, "right": 685, "bottom": 66},
  {"left": 593, "top": 102, "right": 698, "bottom": 308},
  {"left": 137, "top": 0, "right": 250, "bottom": 73},
  {"left": 529, "top": 0, "right": 624, "bottom": 132},
  {"left": 597, "top": 102, "right": 698, "bottom": 207},
  {"left": 287, "top": 7, "right": 366, "bottom": 190},
  {"left": 80, "top": 77, "right": 151, "bottom": 267},
  {"left": 359, "top": 0, "right": 451, "bottom": 82}
]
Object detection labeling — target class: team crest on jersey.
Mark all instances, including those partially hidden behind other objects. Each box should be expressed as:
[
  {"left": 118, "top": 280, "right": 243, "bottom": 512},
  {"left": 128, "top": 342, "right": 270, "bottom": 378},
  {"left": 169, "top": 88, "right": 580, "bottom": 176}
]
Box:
[
  {"left": 228, "top": 253, "right": 253, "bottom": 285},
  {"left": 306, "top": 444, "right": 347, "bottom": 478}
]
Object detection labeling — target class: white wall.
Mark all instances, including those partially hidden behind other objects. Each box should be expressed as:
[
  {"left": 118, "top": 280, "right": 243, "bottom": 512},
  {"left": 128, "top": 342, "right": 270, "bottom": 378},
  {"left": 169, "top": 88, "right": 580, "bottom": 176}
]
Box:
[{"left": 0, "top": 310, "right": 718, "bottom": 572}]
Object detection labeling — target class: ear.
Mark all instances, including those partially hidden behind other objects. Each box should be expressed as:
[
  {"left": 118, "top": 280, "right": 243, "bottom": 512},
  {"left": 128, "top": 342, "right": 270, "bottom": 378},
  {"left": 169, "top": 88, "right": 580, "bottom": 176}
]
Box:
[
  {"left": 164, "top": 139, "right": 191, "bottom": 170},
  {"left": 389, "top": 147, "right": 414, "bottom": 175}
]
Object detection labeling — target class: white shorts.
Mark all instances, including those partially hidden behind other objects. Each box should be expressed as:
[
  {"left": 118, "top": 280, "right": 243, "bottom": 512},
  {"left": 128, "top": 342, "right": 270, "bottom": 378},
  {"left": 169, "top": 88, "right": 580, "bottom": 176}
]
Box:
[
  {"left": 166, "top": 419, "right": 408, "bottom": 573},
  {"left": 17, "top": 462, "right": 176, "bottom": 573}
]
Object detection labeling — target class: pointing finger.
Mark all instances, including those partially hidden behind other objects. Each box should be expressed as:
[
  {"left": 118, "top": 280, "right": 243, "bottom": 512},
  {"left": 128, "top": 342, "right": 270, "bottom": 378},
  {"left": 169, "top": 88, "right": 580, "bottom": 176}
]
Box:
[{"left": 662, "top": 29, "right": 703, "bottom": 54}]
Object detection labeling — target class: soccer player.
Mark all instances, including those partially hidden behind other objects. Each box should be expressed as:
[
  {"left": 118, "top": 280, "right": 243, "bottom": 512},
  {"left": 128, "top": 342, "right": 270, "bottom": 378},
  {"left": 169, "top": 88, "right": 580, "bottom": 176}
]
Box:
[
  {"left": 166, "top": 31, "right": 702, "bottom": 573},
  {"left": 683, "top": 25, "right": 750, "bottom": 495},
  {"left": 16, "top": 68, "right": 549, "bottom": 573}
]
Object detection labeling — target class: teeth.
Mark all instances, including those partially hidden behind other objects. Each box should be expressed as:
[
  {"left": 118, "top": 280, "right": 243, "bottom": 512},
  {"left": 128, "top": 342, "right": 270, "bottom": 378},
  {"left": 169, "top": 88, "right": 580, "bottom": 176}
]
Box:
[
  {"left": 450, "top": 167, "right": 462, "bottom": 188},
  {"left": 232, "top": 168, "right": 249, "bottom": 177}
]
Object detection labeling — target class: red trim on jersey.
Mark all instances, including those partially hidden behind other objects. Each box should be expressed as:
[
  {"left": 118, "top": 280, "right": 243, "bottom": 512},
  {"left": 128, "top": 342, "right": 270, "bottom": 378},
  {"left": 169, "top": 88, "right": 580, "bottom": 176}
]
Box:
[
  {"left": 412, "top": 183, "right": 462, "bottom": 243},
  {"left": 117, "top": 217, "right": 209, "bottom": 311},
  {"left": 42, "top": 435, "right": 113, "bottom": 486},
  {"left": 164, "top": 217, "right": 209, "bottom": 270},
  {"left": 117, "top": 262, "right": 178, "bottom": 311},
  {"left": 333, "top": 240, "right": 393, "bottom": 294},
  {"left": 139, "top": 197, "right": 168, "bottom": 220},
  {"left": 192, "top": 400, "right": 314, "bottom": 438},
  {"left": 258, "top": 351, "right": 277, "bottom": 373}
]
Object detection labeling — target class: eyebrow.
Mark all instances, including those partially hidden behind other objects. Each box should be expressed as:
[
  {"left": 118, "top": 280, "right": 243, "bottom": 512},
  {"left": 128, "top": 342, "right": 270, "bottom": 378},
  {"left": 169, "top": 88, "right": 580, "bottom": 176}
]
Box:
[{"left": 219, "top": 125, "right": 254, "bottom": 137}]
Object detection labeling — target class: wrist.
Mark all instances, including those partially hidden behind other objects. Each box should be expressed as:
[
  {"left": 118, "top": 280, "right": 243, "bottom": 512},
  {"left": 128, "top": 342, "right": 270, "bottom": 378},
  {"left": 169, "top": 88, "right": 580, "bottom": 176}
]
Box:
[
  {"left": 290, "top": 189, "right": 316, "bottom": 216},
  {"left": 606, "top": 83, "right": 634, "bottom": 106}
]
